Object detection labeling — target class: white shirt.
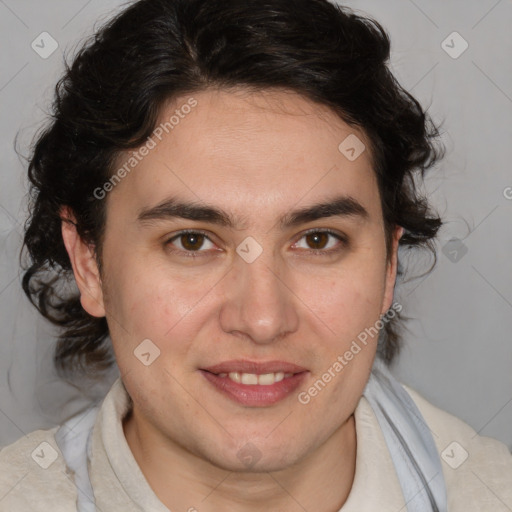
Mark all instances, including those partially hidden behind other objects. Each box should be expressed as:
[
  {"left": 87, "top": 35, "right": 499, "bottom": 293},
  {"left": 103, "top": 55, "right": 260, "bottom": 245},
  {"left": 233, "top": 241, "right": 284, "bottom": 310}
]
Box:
[{"left": 1, "top": 378, "right": 511, "bottom": 511}]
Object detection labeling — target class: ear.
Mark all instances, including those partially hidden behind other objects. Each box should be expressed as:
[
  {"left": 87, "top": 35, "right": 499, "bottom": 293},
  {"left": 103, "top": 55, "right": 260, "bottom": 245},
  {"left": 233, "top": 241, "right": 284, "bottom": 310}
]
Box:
[
  {"left": 381, "top": 225, "right": 404, "bottom": 315},
  {"left": 60, "top": 206, "right": 106, "bottom": 318}
]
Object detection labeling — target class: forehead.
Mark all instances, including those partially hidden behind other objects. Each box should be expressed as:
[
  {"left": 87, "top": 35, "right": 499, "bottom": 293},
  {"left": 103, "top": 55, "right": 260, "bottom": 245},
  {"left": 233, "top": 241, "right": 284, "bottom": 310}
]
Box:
[{"left": 107, "top": 88, "right": 381, "bottom": 223}]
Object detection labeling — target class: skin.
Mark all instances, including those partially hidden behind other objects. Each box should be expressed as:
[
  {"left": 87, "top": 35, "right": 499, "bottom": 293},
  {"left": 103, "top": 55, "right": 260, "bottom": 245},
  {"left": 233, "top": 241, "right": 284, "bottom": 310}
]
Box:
[{"left": 61, "top": 87, "right": 402, "bottom": 512}]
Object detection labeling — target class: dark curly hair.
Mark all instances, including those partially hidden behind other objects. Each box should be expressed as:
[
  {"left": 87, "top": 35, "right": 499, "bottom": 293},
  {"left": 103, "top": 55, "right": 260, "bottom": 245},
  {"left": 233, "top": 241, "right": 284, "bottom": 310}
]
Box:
[{"left": 21, "top": 0, "right": 443, "bottom": 378}]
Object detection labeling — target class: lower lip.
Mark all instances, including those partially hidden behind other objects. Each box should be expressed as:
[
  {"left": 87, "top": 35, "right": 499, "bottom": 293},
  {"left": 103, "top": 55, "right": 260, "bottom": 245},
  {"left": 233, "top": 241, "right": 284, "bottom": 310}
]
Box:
[{"left": 200, "top": 370, "right": 308, "bottom": 406}]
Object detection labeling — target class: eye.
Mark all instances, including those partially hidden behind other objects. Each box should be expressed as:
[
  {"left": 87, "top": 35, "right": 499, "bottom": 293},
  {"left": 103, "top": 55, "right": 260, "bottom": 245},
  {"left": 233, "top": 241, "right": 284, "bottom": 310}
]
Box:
[
  {"left": 166, "top": 230, "right": 216, "bottom": 254},
  {"left": 293, "top": 229, "right": 347, "bottom": 254}
]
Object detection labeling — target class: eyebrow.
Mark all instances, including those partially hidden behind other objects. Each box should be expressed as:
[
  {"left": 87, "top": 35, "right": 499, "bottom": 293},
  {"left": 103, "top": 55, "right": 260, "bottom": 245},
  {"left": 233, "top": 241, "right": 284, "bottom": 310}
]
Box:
[
  {"left": 281, "top": 196, "right": 368, "bottom": 228},
  {"left": 137, "top": 198, "right": 238, "bottom": 227},
  {"left": 136, "top": 195, "right": 369, "bottom": 229}
]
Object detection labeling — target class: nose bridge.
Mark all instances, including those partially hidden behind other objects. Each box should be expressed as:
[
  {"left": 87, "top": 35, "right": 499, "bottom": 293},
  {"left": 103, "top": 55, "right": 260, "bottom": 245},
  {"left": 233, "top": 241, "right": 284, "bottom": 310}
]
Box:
[{"left": 219, "top": 246, "right": 299, "bottom": 344}]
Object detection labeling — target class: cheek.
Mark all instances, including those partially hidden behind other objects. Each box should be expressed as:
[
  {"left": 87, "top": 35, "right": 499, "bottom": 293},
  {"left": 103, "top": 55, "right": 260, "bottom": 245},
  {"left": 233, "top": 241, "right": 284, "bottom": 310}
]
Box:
[
  {"left": 296, "top": 258, "right": 388, "bottom": 338},
  {"left": 102, "top": 254, "right": 224, "bottom": 365},
  {"left": 100, "top": 264, "right": 169, "bottom": 345},
  {"left": 106, "top": 252, "right": 206, "bottom": 325}
]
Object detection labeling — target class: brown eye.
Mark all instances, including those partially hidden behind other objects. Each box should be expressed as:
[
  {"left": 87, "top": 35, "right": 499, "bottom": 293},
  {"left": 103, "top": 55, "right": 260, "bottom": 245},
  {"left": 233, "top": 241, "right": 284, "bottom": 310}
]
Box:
[
  {"left": 305, "top": 232, "right": 329, "bottom": 250},
  {"left": 180, "top": 233, "right": 205, "bottom": 251},
  {"left": 294, "top": 230, "right": 346, "bottom": 254},
  {"left": 167, "top": 231, "right": 215, "bottom": 253}
]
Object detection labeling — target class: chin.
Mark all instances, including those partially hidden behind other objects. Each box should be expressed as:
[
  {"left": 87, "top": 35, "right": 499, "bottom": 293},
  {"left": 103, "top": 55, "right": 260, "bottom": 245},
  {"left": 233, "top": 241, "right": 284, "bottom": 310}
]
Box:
[
  {"left": 204, "top": 439, "right": 303, "bottom": 474},
  {"left": 214, "top": 455, "right": 297, "bottom": 474}
]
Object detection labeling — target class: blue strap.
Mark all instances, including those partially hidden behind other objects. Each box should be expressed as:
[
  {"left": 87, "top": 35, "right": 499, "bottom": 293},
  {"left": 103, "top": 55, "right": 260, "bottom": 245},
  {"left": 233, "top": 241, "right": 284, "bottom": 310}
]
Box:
[
  {"left": 363, "top": 359, "right": 447, "bottom": 511},
  {"left": 55, "top": 405, "right": 99, "bottom": 512}
]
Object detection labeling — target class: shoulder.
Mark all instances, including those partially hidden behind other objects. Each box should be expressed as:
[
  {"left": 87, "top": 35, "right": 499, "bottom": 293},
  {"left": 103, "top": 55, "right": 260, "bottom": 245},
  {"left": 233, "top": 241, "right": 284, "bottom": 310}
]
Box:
[
  {"left": 404, "top": 385, "right": 512, "bottom": 511},
  {"left": 0, "top": 428, "right": 77, "bottom": 511}
]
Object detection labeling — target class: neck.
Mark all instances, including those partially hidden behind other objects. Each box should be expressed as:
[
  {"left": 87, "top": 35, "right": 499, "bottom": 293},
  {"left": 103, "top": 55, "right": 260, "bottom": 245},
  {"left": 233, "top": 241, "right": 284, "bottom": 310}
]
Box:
[{"left": 123, "top": 409, "right": 357, "bottom": 512}]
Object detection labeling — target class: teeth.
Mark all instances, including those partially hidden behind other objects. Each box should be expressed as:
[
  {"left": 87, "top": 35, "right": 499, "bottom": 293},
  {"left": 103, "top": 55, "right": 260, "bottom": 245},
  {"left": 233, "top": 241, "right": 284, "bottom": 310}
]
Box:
[
  {"left": 226, "top": 371, "right": 240, "bottom": 383},
  {"left": 223, "top": 372, "right": 291, "bottom": 385},
  {"left": 241, "top": 373, "right": 258, "bottom": 385},
  {"left": 258, "top": 373, "right": 280, "bottom": 385}
]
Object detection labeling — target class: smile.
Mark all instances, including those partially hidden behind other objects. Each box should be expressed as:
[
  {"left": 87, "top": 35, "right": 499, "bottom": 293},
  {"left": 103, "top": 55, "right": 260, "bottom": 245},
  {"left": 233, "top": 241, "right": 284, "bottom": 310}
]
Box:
[
  {"left": 216, "top": 371, "right": 294, "bottom": 385},
  {"left": 199, "top": 359, "right": 309, "bottom": 406}
]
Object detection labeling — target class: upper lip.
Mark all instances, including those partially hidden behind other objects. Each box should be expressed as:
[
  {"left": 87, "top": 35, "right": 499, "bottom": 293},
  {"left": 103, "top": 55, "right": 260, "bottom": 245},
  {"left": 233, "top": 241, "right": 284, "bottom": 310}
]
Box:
[{"left": 201, "top": 360, "right": 308, "bottom": 375}]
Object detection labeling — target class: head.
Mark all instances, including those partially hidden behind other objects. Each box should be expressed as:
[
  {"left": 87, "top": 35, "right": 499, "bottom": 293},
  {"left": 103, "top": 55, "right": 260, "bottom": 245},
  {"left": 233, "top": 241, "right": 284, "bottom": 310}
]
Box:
[{"left": 22, "top": 0, "right": 442, "bottom": 471}]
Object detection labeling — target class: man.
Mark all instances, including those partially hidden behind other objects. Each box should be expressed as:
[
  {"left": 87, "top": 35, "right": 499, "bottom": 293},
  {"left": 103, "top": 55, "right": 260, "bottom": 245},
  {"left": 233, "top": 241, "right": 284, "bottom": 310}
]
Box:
[{"left": 1, "top": 0, "right": 511, "bottom": 510}]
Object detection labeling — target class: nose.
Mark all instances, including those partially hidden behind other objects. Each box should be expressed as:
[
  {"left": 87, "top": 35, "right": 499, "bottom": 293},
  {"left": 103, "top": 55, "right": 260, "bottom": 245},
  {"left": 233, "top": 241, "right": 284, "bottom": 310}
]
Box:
[{"left": 218, "top": 251, "right": 299, "bottom": 345}]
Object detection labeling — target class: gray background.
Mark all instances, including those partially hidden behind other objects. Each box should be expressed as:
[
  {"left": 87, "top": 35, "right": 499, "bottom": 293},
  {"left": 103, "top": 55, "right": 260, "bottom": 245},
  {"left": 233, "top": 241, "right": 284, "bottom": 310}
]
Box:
[{"left": 0, "top": 0, "right": 511, "bottom": 450}]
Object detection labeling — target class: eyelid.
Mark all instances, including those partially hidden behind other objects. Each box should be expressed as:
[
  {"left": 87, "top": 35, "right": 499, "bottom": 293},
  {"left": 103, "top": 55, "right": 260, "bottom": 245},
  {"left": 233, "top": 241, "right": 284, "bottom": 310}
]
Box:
[{"left": 298, "top": 227, "right": 347, "bottom": 239}]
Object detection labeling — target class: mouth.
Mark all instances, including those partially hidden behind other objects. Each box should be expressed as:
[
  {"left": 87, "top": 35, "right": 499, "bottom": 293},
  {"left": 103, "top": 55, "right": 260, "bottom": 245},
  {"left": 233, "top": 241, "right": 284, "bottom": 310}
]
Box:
[
  {"left": 199, "top": 360, "right": 309, "bottom": 406},
  {"left": 211, "top": 371, "right": 295, "bottom": 385}
]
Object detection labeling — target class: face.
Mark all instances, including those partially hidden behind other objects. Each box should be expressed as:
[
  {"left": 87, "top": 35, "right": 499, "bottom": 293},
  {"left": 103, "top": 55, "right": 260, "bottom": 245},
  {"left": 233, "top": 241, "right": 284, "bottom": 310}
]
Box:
[{"left": 64, "top": 88, "right": 401, "bottom": 472}]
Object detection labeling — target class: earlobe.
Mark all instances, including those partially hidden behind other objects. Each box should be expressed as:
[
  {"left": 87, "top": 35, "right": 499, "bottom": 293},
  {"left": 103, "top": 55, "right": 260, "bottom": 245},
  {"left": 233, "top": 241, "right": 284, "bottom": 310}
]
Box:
[{"left": 60, "top": 206, "right": 106, "bottom": 318}]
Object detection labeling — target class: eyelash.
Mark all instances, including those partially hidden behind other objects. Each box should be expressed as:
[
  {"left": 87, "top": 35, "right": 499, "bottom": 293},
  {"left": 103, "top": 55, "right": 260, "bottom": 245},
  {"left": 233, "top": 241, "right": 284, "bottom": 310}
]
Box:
[{"left": 164, "top": 228, "right": 348, "bottom": 258}]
